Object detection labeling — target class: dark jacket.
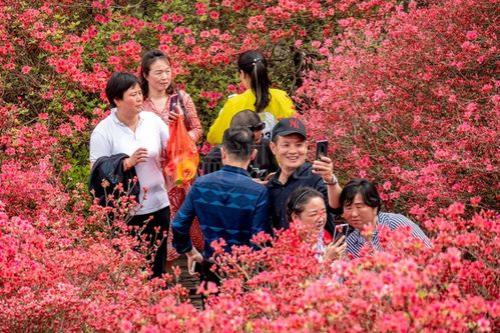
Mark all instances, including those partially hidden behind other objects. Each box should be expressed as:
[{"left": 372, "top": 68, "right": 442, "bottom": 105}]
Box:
[
  {"left": 267, "top": 162, "right": 341, "bottom": 232},
  {"left": 88, "top": 154, "right": 140, "bottom": 207},
  {"left": 173, "top": 165, "right": 270, "bottom": 258}
]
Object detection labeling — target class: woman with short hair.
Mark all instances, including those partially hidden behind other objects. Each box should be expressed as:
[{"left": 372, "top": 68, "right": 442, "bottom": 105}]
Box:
[
  {"left": 90, "top": 72, "right": 170, "bottom": 277},
  {"left": 339, "top": 178, "right": 431, "bottom": 257}
]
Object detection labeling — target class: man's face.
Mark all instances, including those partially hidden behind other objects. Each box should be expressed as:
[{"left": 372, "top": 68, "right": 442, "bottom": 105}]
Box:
[
  {"left": 342, "top": 193, "right": 378, "bottom": 230},
  {"left": 270, "top": 134, "right": 307, "bottom": 171}
]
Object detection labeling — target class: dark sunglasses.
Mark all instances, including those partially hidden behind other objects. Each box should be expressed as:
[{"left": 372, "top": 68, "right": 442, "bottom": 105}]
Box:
[{"left": 249, "top": 122, "right": 266, "bottom": 132}]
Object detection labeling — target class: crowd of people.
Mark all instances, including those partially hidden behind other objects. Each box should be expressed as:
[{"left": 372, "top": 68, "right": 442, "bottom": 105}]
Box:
[{"left": 89, "top": 49, "right": 431, "bottom": 282}]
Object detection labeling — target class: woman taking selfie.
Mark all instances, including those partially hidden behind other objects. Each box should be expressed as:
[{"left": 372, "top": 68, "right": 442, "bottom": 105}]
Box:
[
  {"left": 286, "top": 187, "right": 347, "bottom": 262},
  {"left": 207, "top": 49, "right": 295, "bottom": 144},
  {"left": 140, "top": 49, "right": 204, "bottom": 263}
]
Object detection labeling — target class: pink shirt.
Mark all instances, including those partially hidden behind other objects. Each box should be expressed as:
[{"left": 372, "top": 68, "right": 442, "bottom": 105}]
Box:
[{"left": 142, "top": 90, "right": 202, "bottom": 142}]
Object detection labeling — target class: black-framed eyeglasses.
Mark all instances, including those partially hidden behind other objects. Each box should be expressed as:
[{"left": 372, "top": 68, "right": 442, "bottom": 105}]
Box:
[{"left": 249, "top": 122, "right": 265, "bottom": 132}]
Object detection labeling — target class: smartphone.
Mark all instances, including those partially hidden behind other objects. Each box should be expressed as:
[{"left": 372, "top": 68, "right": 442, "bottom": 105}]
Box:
[
  {"left": 315, "top": 140, "right": 329, "bottom": 160},
  {"left": 169, "top": 94, "right": 181, "bottom": 113},
  {"left": 333, "top": 223, "right": 349, "bottom": 241},
  {"left": 250, "top": 167, "right": 267, "bottom": 180}
]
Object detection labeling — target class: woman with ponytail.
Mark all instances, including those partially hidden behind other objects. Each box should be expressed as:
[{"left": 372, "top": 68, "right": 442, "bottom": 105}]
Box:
[{"left": 207, "top": 50, "right": 295, "bottom": 145}]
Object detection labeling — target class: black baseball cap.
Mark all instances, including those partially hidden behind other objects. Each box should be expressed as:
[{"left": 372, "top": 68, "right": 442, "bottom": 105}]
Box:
[{"left": 271, "top": 117, "right": 307, "bottom": 141}]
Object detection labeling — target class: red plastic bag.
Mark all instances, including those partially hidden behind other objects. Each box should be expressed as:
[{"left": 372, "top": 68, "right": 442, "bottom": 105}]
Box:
[{"left": 163, "top": 116, "right": 199, "bottom": 188}]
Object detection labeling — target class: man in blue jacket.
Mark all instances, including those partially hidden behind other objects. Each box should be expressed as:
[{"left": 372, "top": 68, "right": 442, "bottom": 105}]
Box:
[{"left": 172, "top": 127, "right": 270, "bottom": 277}]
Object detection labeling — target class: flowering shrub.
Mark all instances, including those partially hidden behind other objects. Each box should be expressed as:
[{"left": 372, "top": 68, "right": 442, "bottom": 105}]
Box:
[
  {"left": 296, "top": 0, "right": 498, "bottom": 217},
  {"left": 0, "top": 0, "right": 498, "bottom": 331},
  {"left": 0, "top": 158, "right": 194, "bottom": 331},
  {"left": 105, "top": 217, "right": 499, "bottom": 332}
]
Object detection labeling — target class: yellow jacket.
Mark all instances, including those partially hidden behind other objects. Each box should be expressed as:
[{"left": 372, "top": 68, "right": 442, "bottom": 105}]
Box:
[{"left": 207, "top": 88, "right": 295, "bottom": 144}]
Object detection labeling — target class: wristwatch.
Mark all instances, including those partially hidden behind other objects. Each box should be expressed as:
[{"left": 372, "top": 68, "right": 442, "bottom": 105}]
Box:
[{"left": 325, "top": 174, "right": 338, "bottom": 185}]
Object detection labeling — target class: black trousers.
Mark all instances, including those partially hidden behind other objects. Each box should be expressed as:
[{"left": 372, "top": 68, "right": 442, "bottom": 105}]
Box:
[{"left": 128, "top": 206, "right": 170, "bottom": 278}]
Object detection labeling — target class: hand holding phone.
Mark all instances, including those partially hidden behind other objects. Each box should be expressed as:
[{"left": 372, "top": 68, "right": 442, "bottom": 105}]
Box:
[
  {"left": 325, "top": 235, "right": 347, "bottom": 261},
  {"left": 168, "top": 94, "right": 183, "bottom": 121},
  {"left": 333, "top": 223, "right": 350, "bottom": 241},
  {"left": 311, "top": 142, "right": 335, "bottom": 183}
]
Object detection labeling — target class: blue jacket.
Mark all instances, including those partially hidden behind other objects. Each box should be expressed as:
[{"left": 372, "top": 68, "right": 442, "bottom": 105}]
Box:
[{"left": 172, "top": 165, "right": 270, "bottom": 258}]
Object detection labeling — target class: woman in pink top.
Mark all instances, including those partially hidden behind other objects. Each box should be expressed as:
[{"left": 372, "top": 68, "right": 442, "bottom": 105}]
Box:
[
  {"left": 140, "top": 50, "right": 202, "bottom": 141},
  {"left": 140, "top": 49, "right": 204, "bottom": 263}
]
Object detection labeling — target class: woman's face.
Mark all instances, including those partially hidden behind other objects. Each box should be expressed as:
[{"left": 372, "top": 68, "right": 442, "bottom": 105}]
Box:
[
  {"left": 342, "top": 193, "right": 378, "bottom": 230},
  {"left": 293, "top": 196, "right": 327, "bottom": 235},
  {"left": 144, "top": 59, "right": 172, "bottom": 94},
  {"left": 114, "top": 83, "right": 143, "bottom": 114}
]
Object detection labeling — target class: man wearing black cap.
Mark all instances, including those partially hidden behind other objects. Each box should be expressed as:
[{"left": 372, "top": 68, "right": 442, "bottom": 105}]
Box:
[{"left": 267, "top": 117, "right": 342, "bottom": 230}]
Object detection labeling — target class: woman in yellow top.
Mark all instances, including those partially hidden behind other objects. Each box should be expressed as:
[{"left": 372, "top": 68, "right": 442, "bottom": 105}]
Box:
[{"left": 207, "top": 50, "right": 296, "bottom": 144}]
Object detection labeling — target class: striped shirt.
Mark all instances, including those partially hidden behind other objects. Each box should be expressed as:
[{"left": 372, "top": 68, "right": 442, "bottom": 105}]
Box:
[{"left": 346, "top": 212, "right": 431, "bottom": 258}]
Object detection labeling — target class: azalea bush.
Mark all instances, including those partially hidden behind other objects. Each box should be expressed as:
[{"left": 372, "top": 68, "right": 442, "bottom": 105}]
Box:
[
  {"left": 0, "top": 0, "right": 498, "bottom": 331},
  {"left": 297, "top": 0, "right": 498, "bottom": 217},
  {"left": 142, "top": 216, "right": 498, "bottom": 332}
]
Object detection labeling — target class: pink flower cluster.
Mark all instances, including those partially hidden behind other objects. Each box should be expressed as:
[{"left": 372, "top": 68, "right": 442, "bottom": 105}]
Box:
[{"left": 296, "top": 0, "right": 498, "bottom": 219}]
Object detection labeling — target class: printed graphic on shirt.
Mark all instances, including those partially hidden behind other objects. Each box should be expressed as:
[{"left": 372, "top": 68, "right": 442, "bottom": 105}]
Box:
[{"left": 259, "top": 111, "right": 277, "bottom": 140}]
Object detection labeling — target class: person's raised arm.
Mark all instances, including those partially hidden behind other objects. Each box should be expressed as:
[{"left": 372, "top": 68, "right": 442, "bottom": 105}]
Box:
[{"left": 312, "top": 156, "right": 342, "bottom": 209}]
